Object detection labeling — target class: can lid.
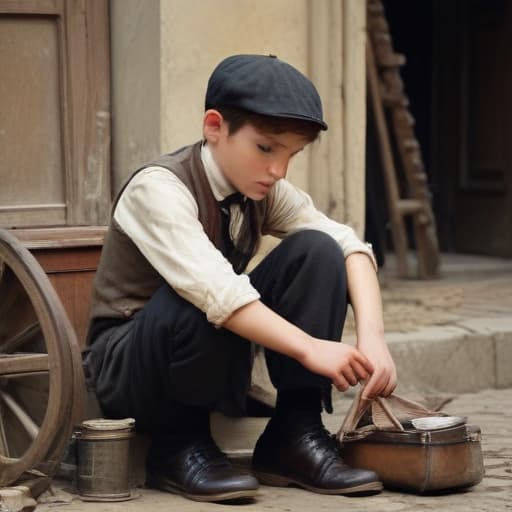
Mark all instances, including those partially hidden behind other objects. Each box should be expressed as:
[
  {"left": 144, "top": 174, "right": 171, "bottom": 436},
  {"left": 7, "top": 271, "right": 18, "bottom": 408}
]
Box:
[{"left": 81, "top": 418, "right": 135, "bottom": 431}]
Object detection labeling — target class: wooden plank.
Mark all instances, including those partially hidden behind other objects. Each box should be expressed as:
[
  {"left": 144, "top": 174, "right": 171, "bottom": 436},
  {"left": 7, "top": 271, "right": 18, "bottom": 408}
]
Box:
[
  {"left": 8, "top": 226, "right": 107, "bottom": 250},
  {"left": 0, "top": 353, "right": 49, "bottom": 376},
  {"left": 32, "top": 248, "right": 101, "bottom": 273},
  {"left": 396, "top": 199, "right": 423, "bottom": 215},
  {"left": 0, "top": 0, "right": 59, "bottom": 15},
  {"left": 64, "top": 0, "right": 112, "bottom": 225},
  {"left": 0, "top": 205, "right": 66, "bottom": 229},
  {"left": 47, "top": 271, "right": 97, "bottom": 346}
]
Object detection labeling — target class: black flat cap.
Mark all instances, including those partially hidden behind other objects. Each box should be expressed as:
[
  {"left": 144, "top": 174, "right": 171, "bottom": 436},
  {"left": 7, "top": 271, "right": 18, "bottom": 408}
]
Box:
[{"left": 205, "top": 54, "right": 328, "bottom": 130}]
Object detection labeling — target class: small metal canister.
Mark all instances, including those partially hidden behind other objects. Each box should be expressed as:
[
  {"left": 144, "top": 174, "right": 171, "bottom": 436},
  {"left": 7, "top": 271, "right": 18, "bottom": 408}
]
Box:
[{"left": 76, "top": 418, "right": 135, "bottom": 501}]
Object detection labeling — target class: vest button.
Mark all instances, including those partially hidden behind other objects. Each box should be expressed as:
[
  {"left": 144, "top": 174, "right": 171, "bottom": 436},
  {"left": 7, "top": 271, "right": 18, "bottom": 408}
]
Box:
[{"left": 123, "top": 309, "right": 132, "bottom": 318}]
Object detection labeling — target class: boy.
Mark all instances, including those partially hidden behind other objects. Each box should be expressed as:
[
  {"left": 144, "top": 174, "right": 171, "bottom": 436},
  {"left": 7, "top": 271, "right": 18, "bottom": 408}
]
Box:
[{"left": 83, "top": 54, "right": 397, "bottom": 503}]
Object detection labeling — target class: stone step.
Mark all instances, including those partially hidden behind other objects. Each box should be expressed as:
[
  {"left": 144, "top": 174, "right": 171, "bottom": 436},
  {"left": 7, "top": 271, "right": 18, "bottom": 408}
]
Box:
[{"left": 386, "top": 316, "right": 512, "bottom": 394}]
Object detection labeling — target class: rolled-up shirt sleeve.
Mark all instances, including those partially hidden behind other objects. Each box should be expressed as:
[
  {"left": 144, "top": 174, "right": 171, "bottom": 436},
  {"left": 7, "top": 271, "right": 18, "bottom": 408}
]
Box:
[
  {"left": 264, "top": 180, "right": 377, "bottom": 270},
  {"left": 114, "top": 167, "right": 260, "bottom": 325}
]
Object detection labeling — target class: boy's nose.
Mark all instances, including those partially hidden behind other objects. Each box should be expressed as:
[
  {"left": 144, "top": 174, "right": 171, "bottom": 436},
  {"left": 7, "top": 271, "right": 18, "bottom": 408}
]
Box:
[{"left": 268, "top": 161, "right": 287, "bottom": 180}]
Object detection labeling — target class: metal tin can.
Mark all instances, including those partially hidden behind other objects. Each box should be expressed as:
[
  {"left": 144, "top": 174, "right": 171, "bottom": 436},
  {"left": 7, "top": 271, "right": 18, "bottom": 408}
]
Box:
[{"left": 76, "top": 418, "right": 135, "bottom": 501}]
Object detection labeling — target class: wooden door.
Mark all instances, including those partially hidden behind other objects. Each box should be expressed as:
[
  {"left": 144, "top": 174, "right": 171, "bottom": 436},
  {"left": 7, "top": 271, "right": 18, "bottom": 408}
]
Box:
[
  {"left": 432, "top": 0, "right": 512, "bottom": 257},
  {"left": 0, "top": 0, "right": 111, "bottom": 228}
]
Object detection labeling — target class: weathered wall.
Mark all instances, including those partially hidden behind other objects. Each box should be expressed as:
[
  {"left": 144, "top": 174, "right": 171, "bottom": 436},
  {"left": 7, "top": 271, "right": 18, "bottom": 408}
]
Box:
[
  {"left": 110, "top": 0, "right": 367, "bottom": 235},
  {"left": 159, "top": 0, "right": 311, "bottom": 192},
  {"left": 110, "top": 0, "right": 161, "bottom": 194},
  {"left": 309, "top": 0, "right": 367, "bottom": 232}
]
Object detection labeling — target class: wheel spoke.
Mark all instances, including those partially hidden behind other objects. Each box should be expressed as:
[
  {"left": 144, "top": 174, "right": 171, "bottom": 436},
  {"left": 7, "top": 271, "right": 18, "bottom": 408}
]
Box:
[
  {"left": 0, "top": 391, "right": 39, "bottom": 440},
  {"left": 0, "top": 404, "right": 10, "bottom": 457},
  {"left": 0, "top": 323, "right": 41, "bottom": 354},
  {"left": 0, "top": 354, "right": 49, "bottom": 377}
]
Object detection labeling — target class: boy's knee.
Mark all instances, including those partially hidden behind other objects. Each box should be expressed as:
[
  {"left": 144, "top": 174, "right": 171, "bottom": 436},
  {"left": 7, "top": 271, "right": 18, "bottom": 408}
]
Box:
[{"left": 286, "top": 230, "right": 344, "bottom": 266}]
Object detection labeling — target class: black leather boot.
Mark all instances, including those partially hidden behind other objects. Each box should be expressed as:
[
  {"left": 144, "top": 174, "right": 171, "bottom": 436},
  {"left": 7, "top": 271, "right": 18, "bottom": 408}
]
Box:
[
  {"left": 146, "top": 435, "right": 259, "bottom": 502},
  {"left": 252, "top": 417, "right": 382, "bottom": 496}
]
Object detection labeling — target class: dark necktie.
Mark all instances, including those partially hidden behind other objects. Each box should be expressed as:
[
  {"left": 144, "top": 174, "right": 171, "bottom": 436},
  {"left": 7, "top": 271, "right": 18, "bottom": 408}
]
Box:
[
  {"left": 218, "top": 192, "right": 245, "bottom": 261},
  {"left": 218, "top": 192, "right": 244, "bottom": 251}
]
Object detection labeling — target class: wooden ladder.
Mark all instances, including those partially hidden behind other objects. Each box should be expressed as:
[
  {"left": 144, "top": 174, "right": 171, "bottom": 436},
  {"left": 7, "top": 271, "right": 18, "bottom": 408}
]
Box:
[{"left": 366, "top": 0, "right": 440, "bottom": 279}]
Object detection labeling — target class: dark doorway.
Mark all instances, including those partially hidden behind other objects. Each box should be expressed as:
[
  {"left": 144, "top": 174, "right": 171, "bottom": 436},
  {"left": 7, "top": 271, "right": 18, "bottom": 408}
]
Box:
[{"left": 369, "top": 0, "right": 512, "bottom": 258}]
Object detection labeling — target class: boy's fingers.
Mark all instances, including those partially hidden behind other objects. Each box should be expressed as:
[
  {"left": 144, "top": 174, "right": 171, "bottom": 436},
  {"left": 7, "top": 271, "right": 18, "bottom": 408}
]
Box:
[
  {"left": 333, "top": 374, "right": 350, "bottom": 392},
  {"left": 353, "top": 350, "right": 374, "bottom": 375},
  {"left": 361, "top": 382, "right": 376, "bottom": 400},
  {"left": 351, "top": 360, "right": 372, "bottom": 382},
  {"left": 383, "top": 375, "right": 397, "bottom": 396},
  {"left": 342, "top": 366, "right": 358, "bottom": 386},
  {"left": 362, "top": 372, "right": 385, "bottom": 400},
  {"left": 362, "top": 368, "right": 397, "bottom": 399}
]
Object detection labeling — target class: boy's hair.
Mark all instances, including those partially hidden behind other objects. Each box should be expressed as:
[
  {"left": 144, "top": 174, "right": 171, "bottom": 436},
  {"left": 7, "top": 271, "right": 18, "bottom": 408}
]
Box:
[{"left": 217, "top": 106, "right": 321, "bottom": 143}]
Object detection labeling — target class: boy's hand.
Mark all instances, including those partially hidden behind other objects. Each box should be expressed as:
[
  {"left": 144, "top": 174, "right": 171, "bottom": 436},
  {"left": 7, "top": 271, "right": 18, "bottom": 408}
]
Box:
[
  {"left": 300, "top": 339, "right": 374, "bottom": 392},
  {"left": 357, "top": 337, "right": 397, "bottom": 399},
  {"left": 344, "top": 252, "right": 397, "bottom": 400}
]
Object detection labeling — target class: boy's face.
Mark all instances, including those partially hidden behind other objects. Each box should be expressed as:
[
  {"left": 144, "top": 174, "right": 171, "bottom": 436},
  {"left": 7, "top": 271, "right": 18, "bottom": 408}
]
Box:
[{"left": 204, "top": 112, "right": 309, "bottom": 200}]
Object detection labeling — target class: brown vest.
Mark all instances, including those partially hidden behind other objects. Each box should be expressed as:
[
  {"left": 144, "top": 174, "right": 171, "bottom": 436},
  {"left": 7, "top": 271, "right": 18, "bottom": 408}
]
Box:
[{"left": 89, "top": 141, "right": 267, "bottom": 325}]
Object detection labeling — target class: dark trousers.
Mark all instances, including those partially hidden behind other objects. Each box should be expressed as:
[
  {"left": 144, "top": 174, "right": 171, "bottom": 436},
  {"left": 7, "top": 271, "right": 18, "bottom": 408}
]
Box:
[{"left": 85, "top": 230, "right": 348, "bottom": 435}]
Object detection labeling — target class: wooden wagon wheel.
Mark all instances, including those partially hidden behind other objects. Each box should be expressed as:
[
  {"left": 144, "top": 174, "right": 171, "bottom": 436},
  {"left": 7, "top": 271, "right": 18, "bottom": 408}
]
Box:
[{"left": 0, "top": 228, "right": 84, "bottom": 487}]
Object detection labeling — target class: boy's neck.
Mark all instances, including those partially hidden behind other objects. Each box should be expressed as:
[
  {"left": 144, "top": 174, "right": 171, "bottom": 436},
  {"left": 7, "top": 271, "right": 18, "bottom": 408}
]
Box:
[{"left": 200, "top": 142, "right": 237, "bottom": 201}]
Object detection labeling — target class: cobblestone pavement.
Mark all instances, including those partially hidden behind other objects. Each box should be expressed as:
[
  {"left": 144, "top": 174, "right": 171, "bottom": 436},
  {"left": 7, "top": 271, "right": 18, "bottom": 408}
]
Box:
[
  {"left": 346, "top": 253, "right": 512, "bottom": 334},
  {"left": 377, "top": 274, "right": 512, "bottom": 333},
  {"left": 38, "top": 388, "right": 512, "bottom": 512}
]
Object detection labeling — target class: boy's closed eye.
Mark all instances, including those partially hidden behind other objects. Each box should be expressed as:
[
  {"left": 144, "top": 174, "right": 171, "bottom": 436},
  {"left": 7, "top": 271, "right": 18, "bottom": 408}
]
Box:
[{"left": 257, "top": 144, "right": 273, "bottom": 153}]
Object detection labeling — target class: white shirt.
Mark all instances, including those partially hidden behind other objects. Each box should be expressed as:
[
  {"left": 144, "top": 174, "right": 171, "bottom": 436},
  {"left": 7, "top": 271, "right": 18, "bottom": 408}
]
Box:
[{"left": 114, "top": 143, "right": 375, "bottom": 326}]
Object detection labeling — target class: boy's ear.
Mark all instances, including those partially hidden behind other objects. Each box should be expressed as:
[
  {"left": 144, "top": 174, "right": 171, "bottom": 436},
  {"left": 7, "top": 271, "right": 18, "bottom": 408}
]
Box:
[{"left": 203, "top": 109, "right": 224, "bottom": 143}]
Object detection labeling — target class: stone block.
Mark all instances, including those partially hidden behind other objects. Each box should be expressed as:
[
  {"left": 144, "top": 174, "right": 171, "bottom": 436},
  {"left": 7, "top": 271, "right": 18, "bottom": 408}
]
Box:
[
  {"left": 0, "top": 487, "right": 36, "bottom": 512},
  {"left": 388, "top": 332, "right": 496, "bottom": 393},
  {"left": 495, "top": 331, "right": 512, "bottom": 388}
]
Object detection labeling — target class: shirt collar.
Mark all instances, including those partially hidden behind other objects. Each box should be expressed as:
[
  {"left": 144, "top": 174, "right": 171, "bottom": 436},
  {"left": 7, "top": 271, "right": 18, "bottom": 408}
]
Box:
[{"left": 200, "top": 142, "right": 236, "bottom": 201}]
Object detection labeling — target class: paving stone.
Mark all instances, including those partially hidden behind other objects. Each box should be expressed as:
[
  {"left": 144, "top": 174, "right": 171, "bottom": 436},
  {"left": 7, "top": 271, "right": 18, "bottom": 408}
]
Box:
[{"left": 495, "top": 333, "right": 512, "bottom": 388}]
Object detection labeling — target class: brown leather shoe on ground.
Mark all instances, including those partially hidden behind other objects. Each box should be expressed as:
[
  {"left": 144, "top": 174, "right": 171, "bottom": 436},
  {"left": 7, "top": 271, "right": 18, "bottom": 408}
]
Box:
[
  {"left": 252, "top": 419, "right": 382, "bottom": 496},
  {"left": 146, "top": 437, "right": 259, "bottom": 502}
]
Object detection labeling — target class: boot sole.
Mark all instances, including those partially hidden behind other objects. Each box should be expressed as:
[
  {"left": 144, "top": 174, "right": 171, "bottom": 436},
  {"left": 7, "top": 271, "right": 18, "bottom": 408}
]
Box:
[
  {"left": 147, "top": 474, "right": 259, "bottom": 502},
  {"left": 254, "top": 470, "right": 383, "bottom": 496}
]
